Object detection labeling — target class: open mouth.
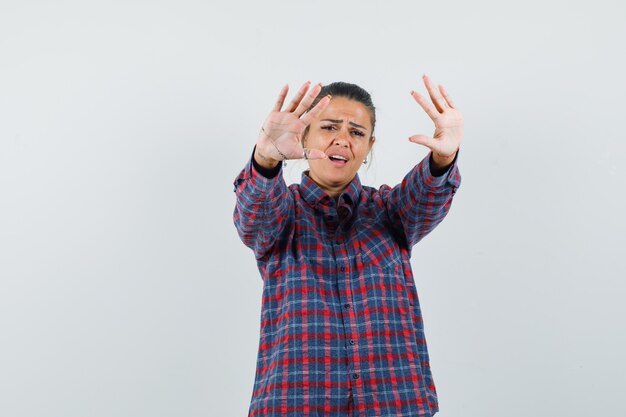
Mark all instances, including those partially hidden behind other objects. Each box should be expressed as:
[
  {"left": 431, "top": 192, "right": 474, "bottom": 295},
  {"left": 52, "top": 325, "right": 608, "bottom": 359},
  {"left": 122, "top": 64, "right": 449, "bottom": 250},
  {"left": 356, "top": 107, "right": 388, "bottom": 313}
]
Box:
[{"left": 328, "top": 155, "right": 349, "bottom": 166}]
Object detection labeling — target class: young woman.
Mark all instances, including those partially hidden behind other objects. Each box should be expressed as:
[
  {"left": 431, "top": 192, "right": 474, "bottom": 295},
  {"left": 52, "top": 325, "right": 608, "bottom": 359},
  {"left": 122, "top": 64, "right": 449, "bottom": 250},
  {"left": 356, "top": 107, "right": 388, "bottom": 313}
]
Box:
[{"left": 233, "top": 75, "right": 463, "bottom": 417}]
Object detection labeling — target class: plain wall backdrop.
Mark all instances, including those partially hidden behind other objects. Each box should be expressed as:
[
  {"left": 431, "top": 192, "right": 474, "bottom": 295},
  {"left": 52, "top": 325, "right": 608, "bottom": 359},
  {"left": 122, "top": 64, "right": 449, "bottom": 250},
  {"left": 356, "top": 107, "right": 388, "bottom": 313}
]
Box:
[{"left": 1, "top": 1, "right": 625, "bottom": 416}]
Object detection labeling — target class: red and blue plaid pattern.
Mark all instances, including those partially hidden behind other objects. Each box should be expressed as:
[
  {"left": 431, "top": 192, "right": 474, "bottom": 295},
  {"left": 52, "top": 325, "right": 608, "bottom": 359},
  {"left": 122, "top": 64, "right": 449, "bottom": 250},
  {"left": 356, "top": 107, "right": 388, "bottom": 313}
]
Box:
[{"left": 233, "top": 151, "right": 461, "bottom": 417}]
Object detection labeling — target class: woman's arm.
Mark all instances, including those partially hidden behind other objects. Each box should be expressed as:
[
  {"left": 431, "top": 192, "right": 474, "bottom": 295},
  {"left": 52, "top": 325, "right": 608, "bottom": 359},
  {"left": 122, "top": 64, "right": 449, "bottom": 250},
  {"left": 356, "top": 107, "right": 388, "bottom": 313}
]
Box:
[
  {"left": 233, "top": 148, "right": 292, "bottom": 260},
  {"left": 382, "top": 150, "right": 461, "bottom": 248},
  {"left": 383, "top": 74, "right": 464, "bottom": 248},
  {"left": 232, "top": 82, "right": 331, "bottom": 259}
]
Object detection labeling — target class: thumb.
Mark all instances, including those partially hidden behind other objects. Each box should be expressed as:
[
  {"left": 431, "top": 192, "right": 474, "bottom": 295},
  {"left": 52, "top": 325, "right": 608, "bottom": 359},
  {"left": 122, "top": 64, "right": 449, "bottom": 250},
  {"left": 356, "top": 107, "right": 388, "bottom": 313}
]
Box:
[
  {"left": 408, "top": 134, "right": 438, "bottom": 150},
  {"left": 302, "top": 148, "right": 328, "bottom": 160}
]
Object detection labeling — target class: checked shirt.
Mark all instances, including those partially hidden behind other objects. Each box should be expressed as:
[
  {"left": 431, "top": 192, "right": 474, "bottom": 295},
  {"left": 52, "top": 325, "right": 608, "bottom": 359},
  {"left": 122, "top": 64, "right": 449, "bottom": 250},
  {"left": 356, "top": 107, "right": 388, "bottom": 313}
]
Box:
[{"left": 233, "top": 150, "right": 461, "bottom": 417}]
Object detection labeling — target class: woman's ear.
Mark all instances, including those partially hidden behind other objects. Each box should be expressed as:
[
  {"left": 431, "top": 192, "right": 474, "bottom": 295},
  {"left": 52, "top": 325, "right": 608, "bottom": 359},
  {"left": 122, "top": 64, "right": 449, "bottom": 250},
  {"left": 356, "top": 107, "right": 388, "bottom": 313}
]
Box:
[{"left": 369, "top": 136, "right": 376, "bottom": 150}]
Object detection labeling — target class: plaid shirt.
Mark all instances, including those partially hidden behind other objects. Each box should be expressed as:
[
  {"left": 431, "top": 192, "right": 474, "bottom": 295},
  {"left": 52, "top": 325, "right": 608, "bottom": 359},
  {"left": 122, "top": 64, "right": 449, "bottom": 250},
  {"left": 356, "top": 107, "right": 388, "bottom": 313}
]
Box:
[{"left": 233, "top": 150, "right": 461, "bottom": 417}]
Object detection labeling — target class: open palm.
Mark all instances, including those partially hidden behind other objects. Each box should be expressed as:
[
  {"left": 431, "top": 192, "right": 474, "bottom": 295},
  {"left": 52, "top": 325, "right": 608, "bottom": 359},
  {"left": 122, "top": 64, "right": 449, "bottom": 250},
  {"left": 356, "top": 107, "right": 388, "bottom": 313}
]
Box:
[
  {"left": 409, "top": 74, "right": 464, "bottom": 158},
  {"left": 258, "top": 82, "right": 330, "bottom": 161}
]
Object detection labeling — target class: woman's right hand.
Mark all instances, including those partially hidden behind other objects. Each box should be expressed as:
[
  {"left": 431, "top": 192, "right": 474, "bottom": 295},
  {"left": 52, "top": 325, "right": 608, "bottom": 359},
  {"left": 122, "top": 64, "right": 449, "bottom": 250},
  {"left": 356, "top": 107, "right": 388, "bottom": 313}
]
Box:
[{"left": 254, "top": 82, "right": 331, "bottom": 169}]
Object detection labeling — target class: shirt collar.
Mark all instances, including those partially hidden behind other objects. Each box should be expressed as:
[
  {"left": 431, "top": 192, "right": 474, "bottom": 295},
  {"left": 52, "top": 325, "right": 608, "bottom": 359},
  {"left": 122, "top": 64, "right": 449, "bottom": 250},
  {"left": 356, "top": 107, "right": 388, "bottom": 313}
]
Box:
[{"left": 300, "top": 170, "right": 362, "bottom": 210}]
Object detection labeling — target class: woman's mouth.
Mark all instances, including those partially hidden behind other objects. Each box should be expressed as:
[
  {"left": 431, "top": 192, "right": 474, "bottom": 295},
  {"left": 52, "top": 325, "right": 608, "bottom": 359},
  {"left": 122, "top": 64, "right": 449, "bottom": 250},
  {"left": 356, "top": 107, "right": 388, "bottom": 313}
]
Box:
[{"left": 328, "top": 154, "right": 349, "bottom": 166}]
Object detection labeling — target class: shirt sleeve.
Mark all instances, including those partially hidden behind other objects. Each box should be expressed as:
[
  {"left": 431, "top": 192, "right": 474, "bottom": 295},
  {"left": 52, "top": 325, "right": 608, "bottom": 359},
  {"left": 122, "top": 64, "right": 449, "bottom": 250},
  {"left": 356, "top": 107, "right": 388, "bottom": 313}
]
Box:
[
  {"left": 232, "top": 147, "right": 293, "bottom": 260},
  {"left": 380, "top": 149, "right": 462, "bottom": 249}
]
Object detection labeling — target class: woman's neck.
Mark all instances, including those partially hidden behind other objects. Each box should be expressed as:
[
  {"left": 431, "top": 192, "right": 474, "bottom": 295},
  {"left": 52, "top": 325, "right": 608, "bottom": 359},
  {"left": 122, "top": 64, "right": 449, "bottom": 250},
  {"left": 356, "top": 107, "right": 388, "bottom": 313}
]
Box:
[{"left": 305, "top": 171, "right": 347, "bottom": 201}]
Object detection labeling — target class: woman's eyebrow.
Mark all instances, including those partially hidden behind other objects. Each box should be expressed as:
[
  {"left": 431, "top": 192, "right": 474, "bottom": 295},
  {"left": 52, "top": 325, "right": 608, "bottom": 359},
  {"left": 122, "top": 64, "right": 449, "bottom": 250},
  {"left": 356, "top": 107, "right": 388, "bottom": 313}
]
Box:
[{"left": 321, "top": 119, "right": 368, "bottom": 131}]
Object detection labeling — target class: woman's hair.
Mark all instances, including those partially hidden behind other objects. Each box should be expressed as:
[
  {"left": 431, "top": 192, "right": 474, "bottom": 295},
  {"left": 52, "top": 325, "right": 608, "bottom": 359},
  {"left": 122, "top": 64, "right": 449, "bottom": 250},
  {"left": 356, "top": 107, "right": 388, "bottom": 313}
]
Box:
[{"left": 305, "top": 81, "right": 376, "bottom": 137}]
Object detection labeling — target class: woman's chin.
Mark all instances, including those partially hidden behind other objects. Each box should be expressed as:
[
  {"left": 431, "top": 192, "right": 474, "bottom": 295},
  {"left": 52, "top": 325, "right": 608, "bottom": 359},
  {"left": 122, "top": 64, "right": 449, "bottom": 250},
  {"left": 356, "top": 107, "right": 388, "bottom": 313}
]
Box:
[{"left": 309, "top": 164, "right": 358, "bottom": 188}]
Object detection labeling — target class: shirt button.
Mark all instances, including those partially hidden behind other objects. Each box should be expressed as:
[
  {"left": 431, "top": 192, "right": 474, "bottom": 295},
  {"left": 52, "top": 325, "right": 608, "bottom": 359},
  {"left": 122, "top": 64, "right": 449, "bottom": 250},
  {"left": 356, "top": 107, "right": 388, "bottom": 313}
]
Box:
[
  {"left": 352, "top": 373, "right": 359, "bottom": 379},
  {"left": 340, "top": 266, "right": 345, "bottom": 272},
  {"left": 344, "top": 303, "right": 351, "bottom": 309},
  {"left": 349, "top": 339, "right": 355, "bottom": 345}
]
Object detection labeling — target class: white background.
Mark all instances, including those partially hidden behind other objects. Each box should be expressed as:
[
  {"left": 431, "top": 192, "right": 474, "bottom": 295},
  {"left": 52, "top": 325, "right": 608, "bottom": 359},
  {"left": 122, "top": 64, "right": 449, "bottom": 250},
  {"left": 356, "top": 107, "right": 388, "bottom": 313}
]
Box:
[{"left": 1, "top": 1, "right": 625, "bottom": 416}]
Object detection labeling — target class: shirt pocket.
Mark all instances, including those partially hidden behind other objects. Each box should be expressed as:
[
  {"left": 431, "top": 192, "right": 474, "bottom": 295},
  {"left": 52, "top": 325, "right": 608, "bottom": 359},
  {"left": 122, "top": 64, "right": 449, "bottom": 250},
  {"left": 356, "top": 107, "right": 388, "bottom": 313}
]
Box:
[
  {"left": 357, "top": 238, "right": 413, "bottom": 316},
  {"left": 356, "top": 222, "right": 404, "bottom": 271}
]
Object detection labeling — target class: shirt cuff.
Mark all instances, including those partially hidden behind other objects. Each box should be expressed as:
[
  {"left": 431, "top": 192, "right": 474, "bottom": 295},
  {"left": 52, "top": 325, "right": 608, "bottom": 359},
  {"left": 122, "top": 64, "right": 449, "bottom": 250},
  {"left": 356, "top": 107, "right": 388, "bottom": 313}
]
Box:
[
  {"left": 251, "top": 145, "right": 283, "bottom": 179},
  {"left": 419, "top": 149, "right": 461, "bottom": 190},
  {"left": 233, "top": 146, "right": 285, "bottom": 194},
  {"left": 428, "top": 149, "right": 459, "bottom": 177}
]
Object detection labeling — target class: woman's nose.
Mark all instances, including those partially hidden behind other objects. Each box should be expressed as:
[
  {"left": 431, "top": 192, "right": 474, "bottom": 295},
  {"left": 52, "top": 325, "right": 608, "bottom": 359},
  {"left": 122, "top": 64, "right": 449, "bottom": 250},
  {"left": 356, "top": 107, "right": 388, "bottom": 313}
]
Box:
[{"left": 333, "top": 130, "right": 350, "bottom": 146}]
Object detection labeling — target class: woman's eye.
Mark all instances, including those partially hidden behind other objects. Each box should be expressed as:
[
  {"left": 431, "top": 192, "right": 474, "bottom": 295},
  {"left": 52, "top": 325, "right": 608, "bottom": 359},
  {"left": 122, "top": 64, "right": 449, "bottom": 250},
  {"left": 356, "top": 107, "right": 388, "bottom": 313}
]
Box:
[{"left": 321, "top": 125, "right": 364, "bottom": 137}]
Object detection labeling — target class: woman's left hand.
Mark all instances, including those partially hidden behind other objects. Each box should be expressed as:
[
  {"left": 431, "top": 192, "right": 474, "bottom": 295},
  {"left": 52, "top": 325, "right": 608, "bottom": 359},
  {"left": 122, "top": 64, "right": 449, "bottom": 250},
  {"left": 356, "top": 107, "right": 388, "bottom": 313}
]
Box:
[{"left": 409, "top": 74, "right": 464, "bottom": 169}]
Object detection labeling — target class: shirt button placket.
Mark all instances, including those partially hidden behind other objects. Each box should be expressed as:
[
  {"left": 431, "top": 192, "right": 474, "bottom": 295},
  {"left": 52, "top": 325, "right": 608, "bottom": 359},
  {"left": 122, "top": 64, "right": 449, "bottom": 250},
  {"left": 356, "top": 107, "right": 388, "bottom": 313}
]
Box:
[{"left": 335, "top": 227, "right": 360, "bottom": 389}]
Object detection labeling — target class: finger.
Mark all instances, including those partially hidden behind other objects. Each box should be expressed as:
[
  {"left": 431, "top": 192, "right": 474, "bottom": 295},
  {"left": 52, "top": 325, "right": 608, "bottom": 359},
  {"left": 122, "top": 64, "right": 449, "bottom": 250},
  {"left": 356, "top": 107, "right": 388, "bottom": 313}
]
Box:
[
  {"left": 273, "top": 84, "right": 289, "bottom": 112},
  {"left": 408, "top": 134, "right": 439, "bottom": 150},
  {"left": 438, "top": 84, "right": 456, "bottom": 109},
  {"left": 300, "top": 94, "right": 331, "bottom": 125},
  {"left": 285, "top": 81, "right": 311, "bottom": 112},
  {"left": 422, "top": 74, "right": 447, "bottom": 113},
  {"left": 410, "top": 90, "right": 440, "bottom": 121},
  {"left": 294, "top": 82, "right": 323, "bottom": 117},
  {"left": 300, "top": 147, "right": 328, "bottom": 160}
]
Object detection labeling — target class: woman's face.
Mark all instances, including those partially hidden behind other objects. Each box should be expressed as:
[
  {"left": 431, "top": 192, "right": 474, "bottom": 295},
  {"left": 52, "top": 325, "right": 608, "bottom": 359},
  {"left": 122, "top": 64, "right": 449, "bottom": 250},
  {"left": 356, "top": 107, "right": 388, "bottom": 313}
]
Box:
[{"left": 303, "top": 97, "right": 375, "bottom": 194}]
